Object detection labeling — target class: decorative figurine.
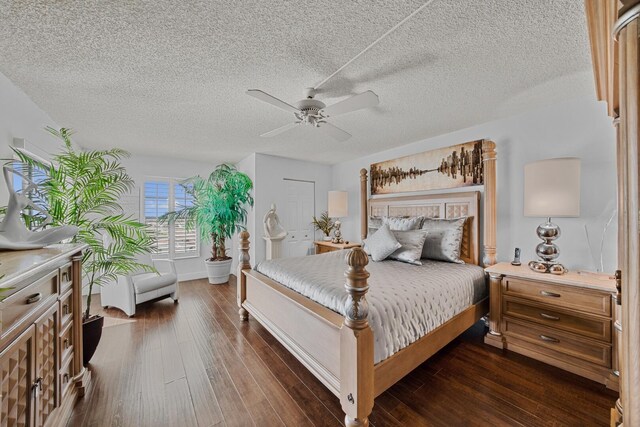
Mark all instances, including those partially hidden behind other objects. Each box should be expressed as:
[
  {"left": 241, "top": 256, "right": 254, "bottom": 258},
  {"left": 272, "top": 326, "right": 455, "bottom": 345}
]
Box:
[
  {"left": 0, "top": 162, "right": 78, "bottom": 250},
  {"left": 262, "top": 203, "right": 287, "bottom": 240}
]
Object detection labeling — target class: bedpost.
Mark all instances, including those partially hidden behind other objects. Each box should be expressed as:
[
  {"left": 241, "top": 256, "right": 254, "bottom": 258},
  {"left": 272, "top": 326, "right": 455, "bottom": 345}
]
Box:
[
  {"left": 340, "top": 247, "right": 374, "bottom": 427},
  {"left": 482, "top": 140, "right": 497, "bottom": 267},
  {"left": 360, "top": 168, "right": 368, "bottom": 241},
  {"left": 237, "top": 231, "right": 251, "bottom": 321}
]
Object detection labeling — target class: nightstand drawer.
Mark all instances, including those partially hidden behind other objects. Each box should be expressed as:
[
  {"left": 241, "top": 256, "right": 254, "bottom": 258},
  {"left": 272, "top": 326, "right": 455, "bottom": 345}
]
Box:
[
  {"left": 503, "top": 297, "right": 611, "bottom": 342},
  {"left": 316, "top": 245, "right": 333, "bottom": 254},
  {"left": 503, "top": 277, "right": 611, "bottom": 316},
  {"left": 504, "top": 318, "right": 611, "bottom": 367}
]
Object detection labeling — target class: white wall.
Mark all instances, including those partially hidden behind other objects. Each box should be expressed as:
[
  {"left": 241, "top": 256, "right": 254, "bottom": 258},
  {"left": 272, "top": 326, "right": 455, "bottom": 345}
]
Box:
[
  {"left": 120, "top": 154, "right": 215, "bottom": 281},
  {"left": 332, "top": 96, "right": 617, "bottom": 273},
  {"left": 0, "top": 71, "right": 59, "bottom": 205},
  {"left": 233, "top": 153, "right": 333, "bottom": 270}
]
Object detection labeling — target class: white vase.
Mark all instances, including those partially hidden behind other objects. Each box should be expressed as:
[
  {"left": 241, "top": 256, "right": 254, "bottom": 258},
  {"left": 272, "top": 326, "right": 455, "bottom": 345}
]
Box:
[{"left": 205, "top": 259, "right": 233, "bottom": 284}]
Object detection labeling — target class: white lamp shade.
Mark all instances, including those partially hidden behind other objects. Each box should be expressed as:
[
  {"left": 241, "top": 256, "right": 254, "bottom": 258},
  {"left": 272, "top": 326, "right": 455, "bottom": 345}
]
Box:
[
  {"left": 328, "top": 191, "right": 348, "bottom": 218},
  {"left": 524, "top": 158, "right": 581, "bottom": 218}
]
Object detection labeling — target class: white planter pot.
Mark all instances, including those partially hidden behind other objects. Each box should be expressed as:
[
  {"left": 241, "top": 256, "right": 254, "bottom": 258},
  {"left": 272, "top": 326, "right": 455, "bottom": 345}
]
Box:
[{"left": 205, "top": 259, "right": 233, "bottom": 284}]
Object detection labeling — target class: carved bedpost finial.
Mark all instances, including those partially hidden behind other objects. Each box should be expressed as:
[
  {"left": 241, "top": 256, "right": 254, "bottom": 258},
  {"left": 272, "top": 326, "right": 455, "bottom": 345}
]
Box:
[
  {"left": 344, "top": 247, "right": 371, "bottom": 330},
  {"left": 237, "top": 231, "right": 251, "bottom": 321},
  {"left": 238, "top": 231, "right": 251, "bottom": 270}
]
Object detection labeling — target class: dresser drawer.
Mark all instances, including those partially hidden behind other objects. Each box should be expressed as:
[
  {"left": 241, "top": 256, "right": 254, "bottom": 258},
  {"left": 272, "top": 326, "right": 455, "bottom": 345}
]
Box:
[
  {"left": 0, "top": 271, "right": 58, "bottom": 336},
  {"left": 59, "top": 321, "right": 74, "bottom": 366},
  {"left": 502, "top": 277, "right": 611, "bottom": 316},
  {"left": 503, "top": 318, "right": 611, "bottom": 367},
  {"left": 503, "top": 297, "right": 611, "bottom": 342},
  {"left": 59, "top": 288, "right": 73, "bottom": 328},
  {"left": 59, "top": 262, "right": 73, "bottom": 293},
  {"left": 59, "top": 354, "right": 74, "bottom": 399}
]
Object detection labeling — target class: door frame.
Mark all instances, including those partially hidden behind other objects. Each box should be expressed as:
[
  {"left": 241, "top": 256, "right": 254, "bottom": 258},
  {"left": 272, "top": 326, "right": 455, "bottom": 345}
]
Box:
[{"left": 283, "top": 178, "right": 317, "bottom": 254}]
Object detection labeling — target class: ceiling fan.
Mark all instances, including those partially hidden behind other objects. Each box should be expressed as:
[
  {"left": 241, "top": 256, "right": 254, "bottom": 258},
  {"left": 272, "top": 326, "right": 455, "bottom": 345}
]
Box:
[{"left": 246, "top": 88, "right": 379, "bottom": 142}]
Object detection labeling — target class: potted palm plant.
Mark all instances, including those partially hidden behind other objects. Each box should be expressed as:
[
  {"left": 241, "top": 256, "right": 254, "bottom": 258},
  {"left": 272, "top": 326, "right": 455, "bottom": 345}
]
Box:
[
  {"left": 14, "top": 127, "right": 154, "bottom": 365},
  {"left": 312, "top": 211, "right": 335, "bottom": 241},
  {"left": 162, "top": 164, "right": 253, "bottom": 284}
]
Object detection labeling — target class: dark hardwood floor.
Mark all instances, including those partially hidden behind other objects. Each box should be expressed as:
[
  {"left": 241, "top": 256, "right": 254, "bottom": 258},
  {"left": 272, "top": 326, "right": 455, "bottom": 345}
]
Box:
[{"left": 68, "top": 276, "right": 617, "bottom": 427}]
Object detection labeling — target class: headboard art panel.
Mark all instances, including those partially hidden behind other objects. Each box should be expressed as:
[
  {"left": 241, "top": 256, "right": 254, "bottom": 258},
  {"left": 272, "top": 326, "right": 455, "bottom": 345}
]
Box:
[{"left": 368, "top": 193, "right": 480, "bottom": 265}]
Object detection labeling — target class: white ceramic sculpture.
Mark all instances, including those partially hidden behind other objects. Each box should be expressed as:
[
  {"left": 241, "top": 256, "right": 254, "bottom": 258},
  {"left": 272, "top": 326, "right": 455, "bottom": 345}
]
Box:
[
  {"left": 263, "top": 203, "right": 287, "bottom": 239},
  {"left": 0, "top": 163, "right": 78, "bottom": 250},
  {"left": 263, "top": 203, "right": 287, "bottom": 260}
]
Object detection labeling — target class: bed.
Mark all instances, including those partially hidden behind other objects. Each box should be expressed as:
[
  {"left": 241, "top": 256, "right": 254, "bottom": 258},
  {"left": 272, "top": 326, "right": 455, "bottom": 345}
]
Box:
[{"left": 236, "top": 140, "right": 497, "bottom": 426}]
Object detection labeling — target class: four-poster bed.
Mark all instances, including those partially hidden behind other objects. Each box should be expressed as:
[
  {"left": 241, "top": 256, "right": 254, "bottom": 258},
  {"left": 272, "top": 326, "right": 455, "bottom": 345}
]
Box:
[{"left": 237, "top": 140, "right": 497, "bottom": 426}]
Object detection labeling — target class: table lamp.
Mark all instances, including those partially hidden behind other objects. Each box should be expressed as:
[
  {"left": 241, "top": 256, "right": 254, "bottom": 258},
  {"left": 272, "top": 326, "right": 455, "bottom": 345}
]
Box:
[
  {"left": 328, "top": 191, "right": 348, "bottom": 244},
  {"left": 524, "top": 158, "right": 581, "bottom": 274}
]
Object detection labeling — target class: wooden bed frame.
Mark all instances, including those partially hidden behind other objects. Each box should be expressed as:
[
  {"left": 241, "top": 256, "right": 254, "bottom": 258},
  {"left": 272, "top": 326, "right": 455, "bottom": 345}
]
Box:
[{"left": 237, "top": 140, "right": 497, "bottom": 426}]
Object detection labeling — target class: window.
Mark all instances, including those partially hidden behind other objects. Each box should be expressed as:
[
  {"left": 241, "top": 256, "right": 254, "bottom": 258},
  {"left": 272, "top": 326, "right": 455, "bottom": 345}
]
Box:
[
  {"left": 9, "top": 154, "right": 49, "bottom": 229},
  {"left": 144, "top": 179, "right": 199, "bottom": 259}
]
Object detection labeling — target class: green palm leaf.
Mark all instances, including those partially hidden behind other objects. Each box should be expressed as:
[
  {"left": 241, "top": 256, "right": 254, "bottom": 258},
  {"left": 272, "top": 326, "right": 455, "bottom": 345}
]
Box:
[{"left": 161, "top": 164, "right": 253, "bottom": 260}]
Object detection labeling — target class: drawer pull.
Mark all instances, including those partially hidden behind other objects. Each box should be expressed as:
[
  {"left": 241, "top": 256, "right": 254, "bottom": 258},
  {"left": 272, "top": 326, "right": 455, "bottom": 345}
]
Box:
[
  {"left": 63, "top": 373, "right": 69, "bottom": 383},
  {"left": 539, "top": 312, "right": 560, "bottom": 321},
  {"left": 539, "top": 334, "right": 560, "bottom": 343},
  {"left": 540, "top": 290, "right": 561, "bottom": 298},
  {"left": 26, "top": 293, "right": 42, "bottom": 304},
  {"left": 64, "top": 338, "right": 70, "bottom": 349},
  {"left": 62, "top": 271, "right": 68, "bottom": 282},
  {"left": 63, "top": 304, "right": 70, "bottom": 315}
]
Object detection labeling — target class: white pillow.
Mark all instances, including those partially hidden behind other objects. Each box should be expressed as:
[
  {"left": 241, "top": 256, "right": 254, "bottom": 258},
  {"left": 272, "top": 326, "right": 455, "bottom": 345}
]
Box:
[
  {"left": 363, "top": 224, "right": 402, "bottom": 262},
  {"left": 383, "top": 216, "right": 423, "bottom": 231},
  {"left": 389, "top": 230, "right": 429, "bottom": 265}
]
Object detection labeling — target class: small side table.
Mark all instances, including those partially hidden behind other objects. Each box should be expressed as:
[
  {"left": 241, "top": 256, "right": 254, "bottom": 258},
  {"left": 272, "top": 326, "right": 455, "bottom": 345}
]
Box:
[{"left": 314, "top": 241, "right": 361, "bottom": 254}]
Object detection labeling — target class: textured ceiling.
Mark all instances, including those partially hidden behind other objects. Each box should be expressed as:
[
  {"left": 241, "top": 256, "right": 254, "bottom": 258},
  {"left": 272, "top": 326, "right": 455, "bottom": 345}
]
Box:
[{"left": 0, "top": 1, "right": 594, "bottom": 165}]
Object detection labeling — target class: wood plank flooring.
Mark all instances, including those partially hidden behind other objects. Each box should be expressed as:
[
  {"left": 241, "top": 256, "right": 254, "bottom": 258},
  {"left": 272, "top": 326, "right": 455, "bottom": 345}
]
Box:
[{"left": 68, "top": 276, "right": 617, "bottom": 427}]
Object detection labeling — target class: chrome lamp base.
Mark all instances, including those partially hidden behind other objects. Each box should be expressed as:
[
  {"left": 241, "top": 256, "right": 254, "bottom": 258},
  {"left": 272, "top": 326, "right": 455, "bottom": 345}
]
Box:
[
  {"left": 529, "top": 218, "right": 567, "bottom": 275},
  {"left": 332, "top": 220, "right": 344, "bottom": 244}
]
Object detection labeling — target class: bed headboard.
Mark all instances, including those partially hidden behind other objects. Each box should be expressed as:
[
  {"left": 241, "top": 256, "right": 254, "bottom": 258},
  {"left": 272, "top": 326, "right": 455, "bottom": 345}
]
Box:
[
  {"left": 359, "top": 140, "right": 497, "bottom": 267},
  {"left": 367, "top": 192, "right": 480, "bottom": 265}
]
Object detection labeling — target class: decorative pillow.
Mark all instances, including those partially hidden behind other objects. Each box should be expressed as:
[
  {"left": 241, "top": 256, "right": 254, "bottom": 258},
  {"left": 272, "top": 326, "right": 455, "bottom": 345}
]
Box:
[
  {"left": 362, "top": 224, "right": 402, "bottom": 262},
  {"left": 382, "top": 216, "right": 424, "bottom": 231},
  {"left": 389, "top": 230, "right": 429, "bottom": 265},
  {"left": 420, "top": 217, "right": 467, "bottom": 263}
]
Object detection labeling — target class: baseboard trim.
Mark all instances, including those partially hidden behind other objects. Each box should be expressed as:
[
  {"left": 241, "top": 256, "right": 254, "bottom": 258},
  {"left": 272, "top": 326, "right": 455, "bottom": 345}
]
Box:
[{"left": 178, "top": 271, "right": 208, "bottom": 281}]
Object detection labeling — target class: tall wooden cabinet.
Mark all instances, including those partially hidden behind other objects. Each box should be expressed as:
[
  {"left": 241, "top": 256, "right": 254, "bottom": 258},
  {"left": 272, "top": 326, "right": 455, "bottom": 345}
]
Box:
[
  {"left": 586, "top": 1, "right": 640, "bottom": 425},
  {"left": 0, "top": 244, "right": 87, "bottom": 427}
]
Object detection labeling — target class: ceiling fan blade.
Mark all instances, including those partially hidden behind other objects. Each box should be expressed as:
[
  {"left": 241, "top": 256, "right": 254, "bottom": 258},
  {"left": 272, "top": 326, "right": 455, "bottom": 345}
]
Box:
[
  {"left": 320, "top": 90, "right": 379, "bottom": 117},
  {"left": 246, "top": 89, "right": 300, "bottom": 114},
  {"left": 317, "top": 122, "right": 351, "bottom": 142},
  {"left": 260, "top": 122, "right": 300, "bottom": 137}
]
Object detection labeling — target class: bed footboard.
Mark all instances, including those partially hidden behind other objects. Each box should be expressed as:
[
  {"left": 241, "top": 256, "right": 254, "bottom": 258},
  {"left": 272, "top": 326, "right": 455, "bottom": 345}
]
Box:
[{"left": 236, "top": 232, "right": 375, "bottom": 426}]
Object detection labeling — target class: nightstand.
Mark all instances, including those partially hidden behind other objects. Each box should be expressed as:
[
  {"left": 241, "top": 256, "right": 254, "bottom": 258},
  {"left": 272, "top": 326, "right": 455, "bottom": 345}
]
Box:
[
  {"left": 314, "top": 241, "right": 361, "bottom": 254},
  {"left": 484, "top": 262, "right": 618, "bottom": 389}
]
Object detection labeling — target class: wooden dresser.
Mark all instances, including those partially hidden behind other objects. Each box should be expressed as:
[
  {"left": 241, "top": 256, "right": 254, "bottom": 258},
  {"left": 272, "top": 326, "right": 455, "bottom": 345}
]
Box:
[
  {"left": 314, "top": 241, "right": 361, "bottom": 254},
  {"left": 484, "top": 263, "right": 618, "bottom": 389},
  {"left": 0, "top": 244, "right": 87, "bottom": 427}
]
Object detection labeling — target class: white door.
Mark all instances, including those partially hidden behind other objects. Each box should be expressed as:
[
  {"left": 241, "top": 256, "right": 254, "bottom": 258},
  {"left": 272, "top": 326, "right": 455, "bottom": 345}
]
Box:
[{"left": 283, "top": 180, "right": 315, "bottom": 257}]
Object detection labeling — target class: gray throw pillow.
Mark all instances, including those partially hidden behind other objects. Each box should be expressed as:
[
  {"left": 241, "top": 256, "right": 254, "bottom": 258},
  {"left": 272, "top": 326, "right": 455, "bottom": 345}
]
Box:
[
  {"left": 382, "top": 216, "right": 424, "bottom": 231},
  {"left": 363, "top": 224, "right": 402, "bottom": 262},
  {"left": 389, "top": 230, "right": 429, "bottom": 265},
  {"left": 420, "top": 217, "right": 467, "bottom": 263}
]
